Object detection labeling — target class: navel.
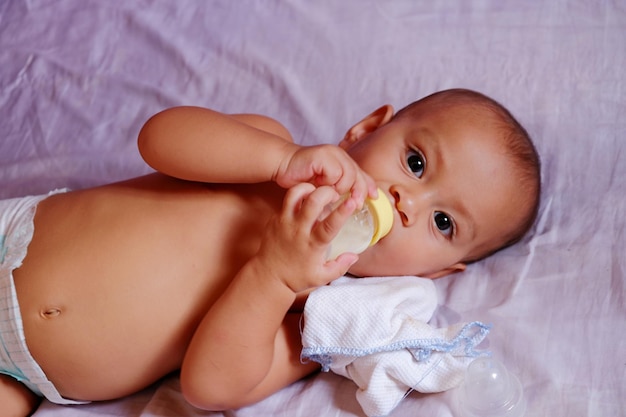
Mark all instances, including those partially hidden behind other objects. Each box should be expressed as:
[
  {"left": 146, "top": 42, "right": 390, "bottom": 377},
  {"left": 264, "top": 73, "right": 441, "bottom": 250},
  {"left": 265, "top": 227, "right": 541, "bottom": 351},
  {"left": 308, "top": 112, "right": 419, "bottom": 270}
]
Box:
[{"left": 40, "top": 307, "right": 62, "bottom": 319}]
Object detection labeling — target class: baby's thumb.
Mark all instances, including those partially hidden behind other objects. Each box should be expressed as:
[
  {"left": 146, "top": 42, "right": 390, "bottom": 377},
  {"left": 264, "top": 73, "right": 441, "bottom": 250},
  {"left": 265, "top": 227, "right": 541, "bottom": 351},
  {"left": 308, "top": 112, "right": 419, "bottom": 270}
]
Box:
[{"left": 327, "top": 253, "right": 359, "bottom": 279}]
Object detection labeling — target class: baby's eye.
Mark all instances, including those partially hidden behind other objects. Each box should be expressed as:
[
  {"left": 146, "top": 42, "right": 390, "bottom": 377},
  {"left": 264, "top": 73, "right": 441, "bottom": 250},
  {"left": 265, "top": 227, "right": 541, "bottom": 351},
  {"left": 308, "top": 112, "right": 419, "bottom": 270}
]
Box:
[
  {"left": 434, "top": 211, "right": 454, "bottom": 237},
  {"left": 406, "top": 149, "right": 425, "bottom": 178}
]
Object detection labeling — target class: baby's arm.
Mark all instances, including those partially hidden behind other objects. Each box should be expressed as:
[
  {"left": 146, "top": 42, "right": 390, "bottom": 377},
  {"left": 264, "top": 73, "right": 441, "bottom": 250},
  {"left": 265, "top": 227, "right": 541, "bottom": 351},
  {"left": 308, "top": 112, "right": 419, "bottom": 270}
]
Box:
[
  {"left": 137, "top": 106, "right": 376, "bottom": 201},
  {"left": 180, "top": 184, "right": 359, "bottom": 410},
  {"left": 138, "top": 107, "right": 295, "bottom": 184},
  {"left": 140, "top": 106, "right": 373, "bottom": 409}
]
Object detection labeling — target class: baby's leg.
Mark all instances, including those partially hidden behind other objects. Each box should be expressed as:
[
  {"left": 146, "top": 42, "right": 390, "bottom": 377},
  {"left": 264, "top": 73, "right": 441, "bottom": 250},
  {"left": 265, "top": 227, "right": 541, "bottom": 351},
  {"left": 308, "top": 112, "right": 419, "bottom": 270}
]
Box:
[{"left": 0, "top": 374, "right": 41, "bottom": 417}]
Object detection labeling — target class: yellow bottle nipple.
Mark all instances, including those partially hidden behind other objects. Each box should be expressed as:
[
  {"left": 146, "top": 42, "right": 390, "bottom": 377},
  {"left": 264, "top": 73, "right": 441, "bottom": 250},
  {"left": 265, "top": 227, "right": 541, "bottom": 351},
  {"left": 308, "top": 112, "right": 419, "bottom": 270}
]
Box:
[{"left": 367, "top": 189, "right": 394, "bottom": 246}]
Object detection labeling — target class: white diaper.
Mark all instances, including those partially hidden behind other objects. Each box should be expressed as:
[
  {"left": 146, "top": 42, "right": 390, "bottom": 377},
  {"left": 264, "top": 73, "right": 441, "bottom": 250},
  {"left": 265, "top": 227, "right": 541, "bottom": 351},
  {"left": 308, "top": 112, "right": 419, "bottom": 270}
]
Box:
[
  {"left": 301, "top": 276, "right": 490, "bottom": 417},
  {"left": 0, "top": 190, "right": 88, "bottom": 405}
]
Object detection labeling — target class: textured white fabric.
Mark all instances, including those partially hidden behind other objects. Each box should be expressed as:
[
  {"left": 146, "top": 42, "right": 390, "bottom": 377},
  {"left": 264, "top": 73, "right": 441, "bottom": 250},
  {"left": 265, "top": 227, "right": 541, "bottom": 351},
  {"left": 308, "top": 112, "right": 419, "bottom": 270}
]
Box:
[{"left": 301, "top": 277, "right": 490, "bottom": 417}]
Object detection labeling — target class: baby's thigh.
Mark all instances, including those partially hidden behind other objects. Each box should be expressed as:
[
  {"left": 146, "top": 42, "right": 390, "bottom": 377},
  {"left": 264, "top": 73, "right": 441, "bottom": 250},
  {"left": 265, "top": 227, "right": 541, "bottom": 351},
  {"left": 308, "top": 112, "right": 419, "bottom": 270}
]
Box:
[{"left": 0, "top": 374, "right": 41, "bottom": 417}]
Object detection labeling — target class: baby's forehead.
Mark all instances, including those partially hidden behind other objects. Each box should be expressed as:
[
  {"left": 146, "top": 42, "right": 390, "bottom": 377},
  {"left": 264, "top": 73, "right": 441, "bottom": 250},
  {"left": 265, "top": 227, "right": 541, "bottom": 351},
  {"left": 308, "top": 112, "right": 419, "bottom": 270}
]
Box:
[
  {"left": 402, "top": 104, "right": 507, "bottom": 145},
  {"left": 399, "top": 100, "right": 505, "bottom": 136}
]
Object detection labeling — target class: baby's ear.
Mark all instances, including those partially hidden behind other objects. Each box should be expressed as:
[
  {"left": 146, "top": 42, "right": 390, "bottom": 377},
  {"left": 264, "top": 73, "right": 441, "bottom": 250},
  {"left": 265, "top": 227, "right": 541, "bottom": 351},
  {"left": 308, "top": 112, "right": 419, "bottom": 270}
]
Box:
[{"left": 339, "top": 104, "right": 394, "bottom": 149}]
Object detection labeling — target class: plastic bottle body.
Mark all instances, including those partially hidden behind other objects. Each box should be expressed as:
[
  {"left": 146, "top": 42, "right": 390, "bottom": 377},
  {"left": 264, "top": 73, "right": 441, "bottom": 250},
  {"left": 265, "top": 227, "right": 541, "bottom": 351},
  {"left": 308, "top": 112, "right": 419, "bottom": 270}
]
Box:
[
  {"left": 325, "top": 189, "right": 393, "bottom": 260},
  {"left": 326, "top": 204, "right": 376, "bottom": 260}
]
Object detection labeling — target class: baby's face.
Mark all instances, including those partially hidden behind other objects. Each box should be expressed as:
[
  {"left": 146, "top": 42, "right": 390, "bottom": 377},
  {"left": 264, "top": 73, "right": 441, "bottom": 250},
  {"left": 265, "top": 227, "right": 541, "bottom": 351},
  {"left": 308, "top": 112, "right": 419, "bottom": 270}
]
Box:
[{"left": 344, "top": 104, "right": 525, "bottom": 278}]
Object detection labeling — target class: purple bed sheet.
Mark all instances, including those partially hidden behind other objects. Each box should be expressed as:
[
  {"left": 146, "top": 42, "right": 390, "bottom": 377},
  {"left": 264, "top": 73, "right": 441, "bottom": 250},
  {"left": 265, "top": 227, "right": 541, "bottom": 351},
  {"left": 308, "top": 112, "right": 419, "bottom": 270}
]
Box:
[{"left": 1, "top": 1, "right": 624, "bottom": 416}]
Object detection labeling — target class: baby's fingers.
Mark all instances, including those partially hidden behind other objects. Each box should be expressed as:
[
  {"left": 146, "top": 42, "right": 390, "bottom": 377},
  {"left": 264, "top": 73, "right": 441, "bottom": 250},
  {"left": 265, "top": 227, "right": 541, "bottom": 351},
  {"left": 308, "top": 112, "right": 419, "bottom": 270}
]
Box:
[
  {"left": 313, "top": 197, "right": 356, "bottom": 244},
  {"left": 282, "top": 182, "right": 317, "bottom": 215},
  {"left": 296, "top": 186, "right": 341, "bottom": 225},
  {"left": 347, "top": 170, "right": 378, "bottom": 205}
]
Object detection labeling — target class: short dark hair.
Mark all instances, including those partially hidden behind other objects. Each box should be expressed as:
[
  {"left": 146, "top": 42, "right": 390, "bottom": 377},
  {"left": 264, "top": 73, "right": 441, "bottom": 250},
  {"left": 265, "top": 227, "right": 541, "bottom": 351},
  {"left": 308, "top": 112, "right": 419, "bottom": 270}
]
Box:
[{"left": 395, "top": 88, "right": 541, "bottom": 261}]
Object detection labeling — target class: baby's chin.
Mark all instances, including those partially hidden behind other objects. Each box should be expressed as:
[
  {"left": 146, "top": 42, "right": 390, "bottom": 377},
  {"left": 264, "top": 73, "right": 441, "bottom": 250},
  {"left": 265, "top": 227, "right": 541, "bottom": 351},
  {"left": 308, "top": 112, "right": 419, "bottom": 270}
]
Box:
[
  {"left": 345, "top": 258, "right": 378, "bottom": 277},
  {"left": 347, "top": 259, "right": 418, "bottom": 278},
  {"left": 347, "top": 254, "right": 452, "bottom": 279}
]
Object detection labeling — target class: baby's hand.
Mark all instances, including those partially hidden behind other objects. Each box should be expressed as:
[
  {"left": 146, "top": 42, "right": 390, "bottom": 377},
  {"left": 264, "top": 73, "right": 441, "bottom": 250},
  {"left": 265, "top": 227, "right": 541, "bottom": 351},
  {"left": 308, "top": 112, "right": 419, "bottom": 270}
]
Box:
[
  {"left": 255, "top": 183, "right": 358, "bottom": 293},
  {"left": 274, "top": 144, "right": 378, "bottom": 205}
]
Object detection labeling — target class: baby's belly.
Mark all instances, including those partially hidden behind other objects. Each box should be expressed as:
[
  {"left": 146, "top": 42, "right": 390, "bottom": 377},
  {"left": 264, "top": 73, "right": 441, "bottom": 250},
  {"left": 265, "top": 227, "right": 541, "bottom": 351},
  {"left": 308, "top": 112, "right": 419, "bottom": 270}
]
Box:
[
  {"left": 12, "top": 175, "right": 275, "bottom": 400},
  {"left": 15, "top": 280, "right": 199, "bottom": 401}
]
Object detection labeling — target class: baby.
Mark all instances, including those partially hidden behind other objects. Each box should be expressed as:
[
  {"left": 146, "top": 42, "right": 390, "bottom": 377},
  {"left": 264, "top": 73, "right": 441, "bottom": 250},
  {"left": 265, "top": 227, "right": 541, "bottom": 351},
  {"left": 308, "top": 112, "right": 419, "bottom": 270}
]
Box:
[{"left": 0, "top": 88, "right": 540, "bottom": 416}]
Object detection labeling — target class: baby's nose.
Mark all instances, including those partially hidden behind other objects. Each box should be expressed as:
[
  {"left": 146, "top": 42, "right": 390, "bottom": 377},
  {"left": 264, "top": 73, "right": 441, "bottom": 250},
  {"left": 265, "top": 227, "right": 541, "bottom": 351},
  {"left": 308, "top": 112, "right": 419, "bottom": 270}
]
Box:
[{"left": 390, "top": 185, "right": 421, "bottom": 226}]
